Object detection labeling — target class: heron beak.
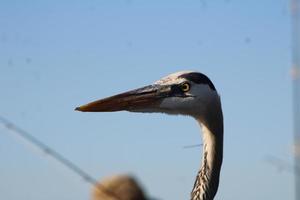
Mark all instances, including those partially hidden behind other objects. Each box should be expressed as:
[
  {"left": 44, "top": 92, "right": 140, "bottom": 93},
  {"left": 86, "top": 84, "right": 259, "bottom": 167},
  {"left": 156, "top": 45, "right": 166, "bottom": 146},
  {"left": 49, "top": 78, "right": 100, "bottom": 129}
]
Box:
[{"left": 75, "top": 84, "right": 171, "bottom": 112}]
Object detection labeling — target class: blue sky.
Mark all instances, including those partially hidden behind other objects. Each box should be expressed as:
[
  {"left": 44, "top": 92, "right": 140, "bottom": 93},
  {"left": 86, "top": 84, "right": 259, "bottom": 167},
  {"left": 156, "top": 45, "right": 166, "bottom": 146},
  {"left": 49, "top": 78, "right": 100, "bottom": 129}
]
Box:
[{"left": 0, "top": 0, "right": 295, "bottom": 199}]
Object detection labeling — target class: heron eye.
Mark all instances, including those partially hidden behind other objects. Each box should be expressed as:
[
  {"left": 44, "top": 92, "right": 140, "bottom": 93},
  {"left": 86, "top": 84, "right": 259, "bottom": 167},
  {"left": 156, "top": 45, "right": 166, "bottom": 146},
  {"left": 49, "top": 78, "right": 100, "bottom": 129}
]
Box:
[{"left": 180, "top": 82, "right": 190, "bottom": 92}]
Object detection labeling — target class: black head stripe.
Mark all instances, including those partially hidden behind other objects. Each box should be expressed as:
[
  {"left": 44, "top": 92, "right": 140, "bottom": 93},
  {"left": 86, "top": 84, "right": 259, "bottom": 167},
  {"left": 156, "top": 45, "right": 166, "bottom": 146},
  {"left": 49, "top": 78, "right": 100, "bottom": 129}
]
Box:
[{"left": 179, "top": 72, "right": 216, "bottom": 91}]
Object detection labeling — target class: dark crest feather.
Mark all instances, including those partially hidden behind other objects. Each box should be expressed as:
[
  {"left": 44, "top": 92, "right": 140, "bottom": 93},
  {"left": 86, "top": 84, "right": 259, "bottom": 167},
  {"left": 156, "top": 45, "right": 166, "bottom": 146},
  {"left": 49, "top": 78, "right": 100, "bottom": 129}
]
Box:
[{"left": 179, "top": 72, "right": 216, "bottom": 91}]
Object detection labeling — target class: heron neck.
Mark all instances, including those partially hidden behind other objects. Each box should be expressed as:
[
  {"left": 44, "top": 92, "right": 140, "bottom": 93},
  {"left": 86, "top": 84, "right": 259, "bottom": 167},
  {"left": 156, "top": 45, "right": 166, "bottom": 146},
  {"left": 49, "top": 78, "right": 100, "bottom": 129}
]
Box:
[{"left": 192, "top": 103, "right": 223, "bottom": 200}]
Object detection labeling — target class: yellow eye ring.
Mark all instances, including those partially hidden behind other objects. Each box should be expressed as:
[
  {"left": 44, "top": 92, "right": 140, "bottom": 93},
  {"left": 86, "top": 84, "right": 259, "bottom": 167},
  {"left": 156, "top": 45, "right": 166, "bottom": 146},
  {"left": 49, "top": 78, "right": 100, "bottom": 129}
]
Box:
[{"left": 180, "top": 82, "right": 190, "bottom": 92}]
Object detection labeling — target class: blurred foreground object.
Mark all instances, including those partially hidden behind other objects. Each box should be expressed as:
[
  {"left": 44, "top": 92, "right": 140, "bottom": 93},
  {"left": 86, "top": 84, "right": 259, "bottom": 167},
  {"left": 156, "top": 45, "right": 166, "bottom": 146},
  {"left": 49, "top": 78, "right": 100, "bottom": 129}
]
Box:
[
  {"left": 291, "top": 0, "right": 300, "bottom": 199},
  {"left": 93, "top": 175, "right": 147, "bottom": 200},
  {"left": 0, "top": 116, "right": 122, "bottom": 200}
]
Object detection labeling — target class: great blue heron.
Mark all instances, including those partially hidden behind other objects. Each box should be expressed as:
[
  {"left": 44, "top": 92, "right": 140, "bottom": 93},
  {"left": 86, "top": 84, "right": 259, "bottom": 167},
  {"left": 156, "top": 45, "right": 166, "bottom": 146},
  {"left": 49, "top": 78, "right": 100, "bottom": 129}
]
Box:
[{"left": 76, "top": 71, "right": 223, "bottom": 200}]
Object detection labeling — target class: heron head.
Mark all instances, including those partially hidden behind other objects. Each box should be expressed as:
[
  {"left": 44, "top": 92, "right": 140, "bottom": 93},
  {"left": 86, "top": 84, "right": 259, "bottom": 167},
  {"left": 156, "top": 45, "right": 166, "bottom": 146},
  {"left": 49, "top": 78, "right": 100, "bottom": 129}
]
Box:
[{"left": 75, "top": 71, "right": 220, "bottom": 118}]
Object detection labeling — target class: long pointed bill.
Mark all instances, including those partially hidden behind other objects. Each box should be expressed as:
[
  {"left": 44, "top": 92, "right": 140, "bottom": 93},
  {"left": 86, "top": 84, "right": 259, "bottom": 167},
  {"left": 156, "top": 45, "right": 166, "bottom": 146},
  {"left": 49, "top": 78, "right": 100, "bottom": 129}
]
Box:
[{"left": 75, "top": 85, "right": 171, "bottom": 112}]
